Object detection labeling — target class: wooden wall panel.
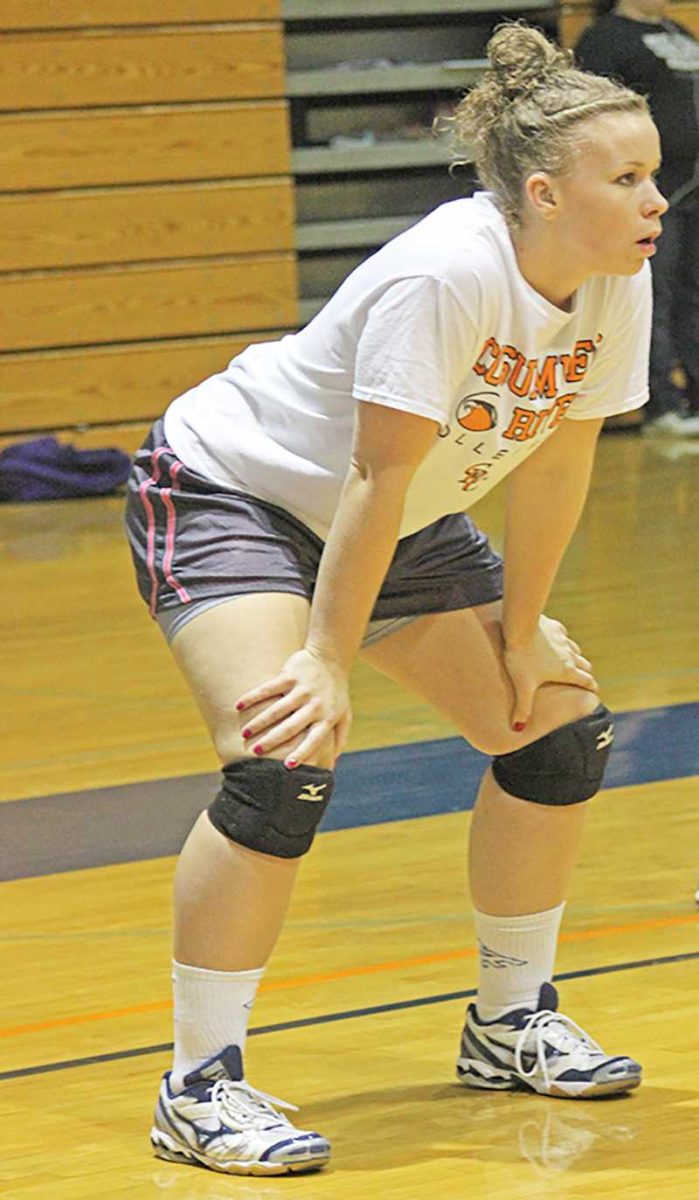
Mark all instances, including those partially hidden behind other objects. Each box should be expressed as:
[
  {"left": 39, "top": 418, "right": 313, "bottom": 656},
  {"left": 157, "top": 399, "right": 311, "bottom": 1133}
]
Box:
[
  {"left": 0, "top": 333, "right": 284, "bottom": 432},
  {"left": 1, "top": 2, "right": 280, "bottom": 28},
  {"left": 0, "top": 28, "right": 283, "bottom": 110},
  {"left": 0, "top": 179, "right": 294, "bottom": 271},
  {"left": 0, "top": 102, "right": 290, "bottom": 192},
  {"left": 560, "top": 7, "right": 594, "bottom": 48},
  {"left": 668, "top": 4, "right": 699, "bottom": 34},
  {"left": 0, "top": 7, "right": 296, "bottom": 447},
  {"left": 3, "top": 255, "right": 296, "bottom": 352},
  {"left": 0, "top": 422, "right": 151, "bottom": 454}
]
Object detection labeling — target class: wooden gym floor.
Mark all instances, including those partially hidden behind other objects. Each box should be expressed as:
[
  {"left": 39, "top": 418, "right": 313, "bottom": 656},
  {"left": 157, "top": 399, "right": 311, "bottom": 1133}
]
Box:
[{"left": 0, "top": 429, "right": 697, "bottom": 1199}]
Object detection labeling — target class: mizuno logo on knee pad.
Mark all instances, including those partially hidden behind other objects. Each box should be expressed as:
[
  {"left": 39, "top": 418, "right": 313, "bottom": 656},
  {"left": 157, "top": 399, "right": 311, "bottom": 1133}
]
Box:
[
  {"left": 596, "top": 724, "right": 614, "bottom": 750},
  {"left": 208, "top": 758, "right": 335, "bottom": 858},
  {"left": 296, "top": 782, "right": 328, "bottom": 802}
]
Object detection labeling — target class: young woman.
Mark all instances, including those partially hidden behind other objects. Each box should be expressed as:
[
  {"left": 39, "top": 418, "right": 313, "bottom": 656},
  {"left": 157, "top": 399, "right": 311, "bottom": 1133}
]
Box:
[{"left": 126, "top": 24, "right": 666, "bottom": 1177}]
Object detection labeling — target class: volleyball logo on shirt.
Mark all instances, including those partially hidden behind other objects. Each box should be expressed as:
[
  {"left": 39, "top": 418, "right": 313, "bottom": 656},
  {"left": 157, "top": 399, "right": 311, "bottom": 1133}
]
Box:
[
  {"left": 460, "top": 465, "right": 490, "bottom": 491},
  {"left": 441, "top": 333, "right": 603, "bottom": 495},
  {"left": 455, "top": 394, "right": 499, "bottom": 433}
]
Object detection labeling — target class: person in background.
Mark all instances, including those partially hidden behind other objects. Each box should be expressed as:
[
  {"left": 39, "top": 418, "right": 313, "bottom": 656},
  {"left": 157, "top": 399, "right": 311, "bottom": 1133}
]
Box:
[{"left": 576, "top": 0, "right": 699, "bottom": 436}]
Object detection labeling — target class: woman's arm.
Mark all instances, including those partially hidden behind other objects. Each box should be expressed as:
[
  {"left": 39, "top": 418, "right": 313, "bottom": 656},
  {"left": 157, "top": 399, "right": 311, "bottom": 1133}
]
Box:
[
  {"left": 236, "top": 401, "right": 438, "bottom": 764},
  {"left": 502, "top": 416, "right": 604, "bottom": 727},
  {"left": 306, "top": 403, "right": 438, "bottom": 671}
]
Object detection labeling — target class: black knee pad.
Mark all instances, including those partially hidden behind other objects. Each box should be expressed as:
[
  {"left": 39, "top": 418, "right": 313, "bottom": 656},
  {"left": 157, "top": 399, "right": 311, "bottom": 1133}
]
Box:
[
  {"left": 208, "top": 758, "right": 334, "bottom": 858},
  {"left": 492, "top": 704, "right": 614, "bottom": 805}
]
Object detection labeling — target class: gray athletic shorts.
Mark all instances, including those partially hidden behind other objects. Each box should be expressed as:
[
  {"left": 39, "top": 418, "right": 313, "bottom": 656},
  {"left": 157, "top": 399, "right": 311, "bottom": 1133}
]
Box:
[{"left": 125, "top": 419, "right": 503, "bottom": 646}]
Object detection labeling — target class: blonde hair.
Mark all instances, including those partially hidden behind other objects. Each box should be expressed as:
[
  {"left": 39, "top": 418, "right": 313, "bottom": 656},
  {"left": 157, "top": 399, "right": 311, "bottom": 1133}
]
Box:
[{"left": 449, "top": 23, "right": 649, "bottom": 229}]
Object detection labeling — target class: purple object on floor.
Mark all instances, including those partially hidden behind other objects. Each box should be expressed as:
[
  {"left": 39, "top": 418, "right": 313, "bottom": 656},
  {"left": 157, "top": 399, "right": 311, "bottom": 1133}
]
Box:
[{"left": 0, "top": 436, "right": 131, "bottom": 501}]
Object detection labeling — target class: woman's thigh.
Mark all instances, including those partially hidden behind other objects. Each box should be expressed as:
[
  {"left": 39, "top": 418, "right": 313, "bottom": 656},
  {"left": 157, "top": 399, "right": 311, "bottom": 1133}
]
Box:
[
  {"left": 361, "top": 600, "right": 600, "bottom": 757},
  {"left": 166, "top": 592, "right": 320, "bottom": 765}
]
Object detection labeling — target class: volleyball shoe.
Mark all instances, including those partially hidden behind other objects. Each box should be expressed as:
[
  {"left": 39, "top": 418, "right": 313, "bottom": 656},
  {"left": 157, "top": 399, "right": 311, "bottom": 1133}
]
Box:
[
  {"left": 456, "top": 983, "right": 642, "bottom": 1098},
  {"left": 151, "top": 1045, "right": 331, "bottom": 1175}
]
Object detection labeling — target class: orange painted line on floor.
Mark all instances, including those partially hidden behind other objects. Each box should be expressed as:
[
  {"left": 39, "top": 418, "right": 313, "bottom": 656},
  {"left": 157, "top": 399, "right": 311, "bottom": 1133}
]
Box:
[
  {"left": 2, "top": 911, "right": 697, "bottom": 1040},
  {"left": 0, "top": 998, "right": 174, "bottom": 1038}
]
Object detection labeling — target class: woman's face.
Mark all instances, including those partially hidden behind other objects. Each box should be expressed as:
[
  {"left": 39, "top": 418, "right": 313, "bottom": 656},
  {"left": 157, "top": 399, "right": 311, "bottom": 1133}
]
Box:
[{"left": 551, "top": 112, "right": 667, "bottom": 278}]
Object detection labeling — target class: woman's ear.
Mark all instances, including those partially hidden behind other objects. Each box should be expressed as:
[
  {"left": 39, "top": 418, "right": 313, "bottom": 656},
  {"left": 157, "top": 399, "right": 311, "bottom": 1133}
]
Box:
[{"left": 523, "top": 172, "right": 560, "bottom": 221}]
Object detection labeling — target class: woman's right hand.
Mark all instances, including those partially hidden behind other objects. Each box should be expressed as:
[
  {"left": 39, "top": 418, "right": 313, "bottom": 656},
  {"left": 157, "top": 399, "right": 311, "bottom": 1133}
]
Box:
[{"left": 235, "top": 647, "right": 352, "bottom": 767}]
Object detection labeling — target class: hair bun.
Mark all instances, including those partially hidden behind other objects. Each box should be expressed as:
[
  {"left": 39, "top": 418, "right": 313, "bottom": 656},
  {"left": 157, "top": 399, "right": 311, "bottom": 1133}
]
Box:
[
  {"left": 447, "top": 19, "right": 648, "bottom": 230},
  {"left": 488, "top": 25, "right": 571, "bottom": 99}
]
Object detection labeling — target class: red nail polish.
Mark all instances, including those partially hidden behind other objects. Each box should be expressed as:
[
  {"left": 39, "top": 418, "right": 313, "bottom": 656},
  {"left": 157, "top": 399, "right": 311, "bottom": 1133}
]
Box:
[
  {"left": 286, "top": 758, "right": 298, "bottom": 769},
  {"left": 241, "top": 729, "right": 251, "bottom": 740},
  {"left": 513, "top": 722, "right": 526, "bottom": 732},
  {"left": 235, "top": 701, "right": 245, "bottom": 712},
  {"left": 253, "top": 744, "right": 264, "bottom": 756}
]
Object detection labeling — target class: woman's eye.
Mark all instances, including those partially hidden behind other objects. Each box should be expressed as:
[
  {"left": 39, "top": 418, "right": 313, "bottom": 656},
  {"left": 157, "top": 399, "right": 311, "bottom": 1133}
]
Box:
[{"left": 616, "top": 173, "right": 636, "bottom": 185}]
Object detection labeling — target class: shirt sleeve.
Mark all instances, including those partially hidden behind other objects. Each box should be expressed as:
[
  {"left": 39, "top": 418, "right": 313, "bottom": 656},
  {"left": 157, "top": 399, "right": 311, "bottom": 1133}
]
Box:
[
  {"left": 352, "top": 274, "right": 481, "bottom": 425},
  {"left": 566, "top": 266, "right": 651, "bottom": 421}
]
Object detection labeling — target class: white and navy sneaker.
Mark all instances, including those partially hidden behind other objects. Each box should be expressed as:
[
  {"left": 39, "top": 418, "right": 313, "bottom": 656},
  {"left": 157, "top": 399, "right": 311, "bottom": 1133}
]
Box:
[
  {"left": 456, "top": 983, "right": 642, "bottom": 1099},
  {"left": 151, "top": 1045, "right": 331, "bottom": 1175}
]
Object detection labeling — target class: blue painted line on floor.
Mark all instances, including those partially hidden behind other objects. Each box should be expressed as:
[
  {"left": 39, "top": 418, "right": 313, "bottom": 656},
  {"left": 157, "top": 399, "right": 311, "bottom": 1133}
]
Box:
[
  {"left": 1, "top": 702, "right": 696, "bottom": 879},
  {"left": 2, "top": 949, "right": 697, "bottom": 1082},
  {"left": 326, "top": 701, "right": 698, "bottom": 832}
]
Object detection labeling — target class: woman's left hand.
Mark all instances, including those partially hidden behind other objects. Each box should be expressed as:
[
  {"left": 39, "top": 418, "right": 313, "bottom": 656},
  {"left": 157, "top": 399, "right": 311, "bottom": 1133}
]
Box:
[
  {"left": 504, "top": 615, "right": 598, "bottom": 731},
  {"left": 235, "top": 648, "right": 352, "bottom": 767}
]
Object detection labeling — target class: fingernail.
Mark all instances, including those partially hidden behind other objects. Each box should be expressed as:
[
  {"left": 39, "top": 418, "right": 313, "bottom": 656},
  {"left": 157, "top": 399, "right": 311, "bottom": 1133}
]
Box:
[
  {"left": 285, "top": 757, "right": 298, "bottom": 769},
  {"left": 241, "top": 728, "right": 251, "bottom": 740},
  {"left": 253, "top": 744, "right": 264, "bottom": 756},
  {"left": 235, "top": 701, "right": 245, "bottom": 712},
  {"left": 513, "top": 722, "right": 526, "bottom": 732}
]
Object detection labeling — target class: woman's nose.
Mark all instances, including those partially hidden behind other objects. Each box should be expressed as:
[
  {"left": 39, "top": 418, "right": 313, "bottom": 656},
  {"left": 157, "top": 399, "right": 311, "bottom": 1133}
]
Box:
[{"left": 646, "top": 180, "right": 669, "bottom": 217}]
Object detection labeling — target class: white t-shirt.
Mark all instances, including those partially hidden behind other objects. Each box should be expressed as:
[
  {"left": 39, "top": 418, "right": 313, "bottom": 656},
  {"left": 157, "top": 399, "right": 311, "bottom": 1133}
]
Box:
[{"left": 165, "top": 193, "right": 650, "bottom": 540}]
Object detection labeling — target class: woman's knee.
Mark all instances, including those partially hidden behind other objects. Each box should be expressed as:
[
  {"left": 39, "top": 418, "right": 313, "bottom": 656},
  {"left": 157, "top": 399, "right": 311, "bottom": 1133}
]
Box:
[
  {"left": 489, "top": 697, "right": 613, "bottom": 807},
  {"left": 471, "top": 685, "right": 602, "bottom": 758},
  {"left": 208, "top": 752, "right": 336, "bottom": 860},
  {"left": 209, "top": 712, "right": 247, "bottom": 766}
]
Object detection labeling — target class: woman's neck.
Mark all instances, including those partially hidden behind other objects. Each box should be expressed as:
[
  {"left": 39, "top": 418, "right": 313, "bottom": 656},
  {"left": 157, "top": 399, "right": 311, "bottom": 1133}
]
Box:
[{"left": 510, "top": 228, "right": 580, "bottom": 313}]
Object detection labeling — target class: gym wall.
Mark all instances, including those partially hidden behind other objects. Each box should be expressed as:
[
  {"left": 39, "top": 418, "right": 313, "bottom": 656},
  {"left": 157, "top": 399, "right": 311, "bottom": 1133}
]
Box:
[{"left": 0, "top": 1, "right": 296, "bottom": 454}]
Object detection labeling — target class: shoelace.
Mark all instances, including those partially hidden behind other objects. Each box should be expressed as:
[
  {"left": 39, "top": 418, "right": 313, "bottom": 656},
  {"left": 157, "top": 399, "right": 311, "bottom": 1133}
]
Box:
[
  {"left": 514, "top": 1009, "right": 603, "bottom": 1090},
  {"left": 210, "top": 1079, "right": 299, "bottom": 1132}
]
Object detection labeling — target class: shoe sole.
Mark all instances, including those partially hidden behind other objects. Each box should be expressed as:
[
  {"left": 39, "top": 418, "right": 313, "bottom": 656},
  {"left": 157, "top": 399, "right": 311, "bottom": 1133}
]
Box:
[
  {"left": 456, "top": 1058, "right": 642, "bottom": 1099},
  {"left": 151, "top": 1128, "right": 330, "bottom": 1175}
]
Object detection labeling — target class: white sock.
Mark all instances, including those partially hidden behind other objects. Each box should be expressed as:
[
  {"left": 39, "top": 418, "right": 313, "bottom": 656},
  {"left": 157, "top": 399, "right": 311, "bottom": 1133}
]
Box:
[
  {"left": 170, "top": 960, "right": 265, "bottom": 1094},
  {"left": 473, "top": 903, "right": 565, "bottom": 1020}
]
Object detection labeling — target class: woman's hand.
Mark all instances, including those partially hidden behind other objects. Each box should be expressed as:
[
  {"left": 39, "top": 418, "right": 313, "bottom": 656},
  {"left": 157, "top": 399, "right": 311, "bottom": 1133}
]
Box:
[
  {"left": 504, "top": 615, "right": 598, "bottom": 731},
  {"left": 235, "top": 648, "right": 352, "bottom": 768}
]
